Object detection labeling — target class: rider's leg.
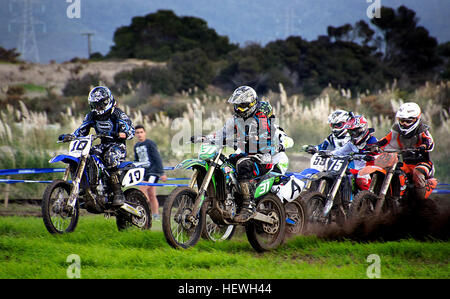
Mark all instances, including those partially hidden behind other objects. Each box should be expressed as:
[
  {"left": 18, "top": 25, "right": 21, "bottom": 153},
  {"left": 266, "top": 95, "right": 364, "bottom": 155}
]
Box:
[
  {"left": 104, "top": 143, "right": 127, "bottom": 206},
  {"left": 413, "top": 162, "right": 435, "bottom": 200},
  {"left": 234, "top": 157, "right": 261, "bottom": 222}
]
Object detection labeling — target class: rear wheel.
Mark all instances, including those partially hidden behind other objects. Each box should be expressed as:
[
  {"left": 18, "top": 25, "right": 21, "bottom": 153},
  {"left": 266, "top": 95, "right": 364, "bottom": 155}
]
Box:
[
  {"left": 162, "top": 187, "right": 205, "bottom": 249},
  {"left": 246, "top": 193, "right": 286, "bottom": 252},
  {"left": 116, "top": 189, "right": 152, "bottom": 231},
  {"left": 42, "top": 180, "right": 79, "bottom": 234}
]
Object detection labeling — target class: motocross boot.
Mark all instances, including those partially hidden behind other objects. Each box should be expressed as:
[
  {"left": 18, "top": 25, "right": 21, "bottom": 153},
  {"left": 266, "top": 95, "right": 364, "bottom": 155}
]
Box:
[
  {"left": 110, "top": 171, "right": 125, "bottom": 206},
  {"left": 234, "top": 181, "right": 256, "bottom": 223}
]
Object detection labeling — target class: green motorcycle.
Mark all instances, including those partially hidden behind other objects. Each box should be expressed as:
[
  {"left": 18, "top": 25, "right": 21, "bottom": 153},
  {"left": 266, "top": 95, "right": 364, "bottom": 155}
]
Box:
[{"left": 162, "top": 139, "right": 287, "bottom": 252}]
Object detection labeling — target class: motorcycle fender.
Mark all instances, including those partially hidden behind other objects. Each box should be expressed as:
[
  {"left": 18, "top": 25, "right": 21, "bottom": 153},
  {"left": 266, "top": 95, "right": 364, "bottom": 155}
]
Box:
[
  {"left": 175, "top": 159, "right": 207, "bottom": 170},
  {"left": 358, "top": 165, "right": 386, "bottom": 177},
  {"left": 49, "top": 154, "right": 79, "bottom": 165},
  {"left": 121, "top": 167, "right": 145, "bottom": 187},
  {"left": 309, "top": 171, "right": 334, "bottom": 182}
]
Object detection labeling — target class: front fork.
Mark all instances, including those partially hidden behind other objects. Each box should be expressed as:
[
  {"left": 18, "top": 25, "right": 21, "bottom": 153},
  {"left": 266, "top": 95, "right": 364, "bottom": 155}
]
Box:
[
  {"left": 67, "top": 155, "right": 88, "bottom": 211},
  {"left": 374, "top": 163, "right": 397, "bottom": 214},
  {"left": 188, "top": 148, "right": 223, "bottom": 224}
]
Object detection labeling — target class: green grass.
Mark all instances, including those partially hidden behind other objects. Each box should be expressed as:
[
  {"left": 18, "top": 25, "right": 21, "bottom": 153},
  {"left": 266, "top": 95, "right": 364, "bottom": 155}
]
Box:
[{"left": 0, "top": 215, "right": 448, "bottom": 279}]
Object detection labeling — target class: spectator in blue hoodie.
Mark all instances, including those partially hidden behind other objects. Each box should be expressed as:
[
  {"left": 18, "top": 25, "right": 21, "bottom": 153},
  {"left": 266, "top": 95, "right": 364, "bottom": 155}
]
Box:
[{"left": 134, "top": 125, "right": 167, "bottom": 220}]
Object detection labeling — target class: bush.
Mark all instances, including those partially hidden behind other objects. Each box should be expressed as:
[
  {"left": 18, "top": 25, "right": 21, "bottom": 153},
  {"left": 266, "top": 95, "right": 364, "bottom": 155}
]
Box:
[
  {"left": 114, "top": 65, "right": 178, "bottom": 96},
  {"left": 62, "top": 72, "right": 107, "bottom": 97}
]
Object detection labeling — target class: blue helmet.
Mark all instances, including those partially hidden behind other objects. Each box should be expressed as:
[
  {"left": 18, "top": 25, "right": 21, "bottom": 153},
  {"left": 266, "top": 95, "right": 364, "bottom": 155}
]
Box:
[{"left": 88, "top": 86, "right": 115, "bottom": 115}]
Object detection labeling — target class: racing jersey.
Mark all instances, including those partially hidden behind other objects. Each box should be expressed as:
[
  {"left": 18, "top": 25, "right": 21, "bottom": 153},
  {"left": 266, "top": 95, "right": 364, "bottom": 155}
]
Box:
[
  {"left": 73, "top": 107, "right": 135, "bottom": 145},
  {"left": 331, "top": 130, "right": 377, "bottom": 170},
  {"left": 376, "top": 122, "right": 434, "bottom": 164},
  {"left": 316, "top": 133, "right": 351, "bottom": 151},
  {"left": 209, "top": 101, "right": 276, "bottom": 156}
]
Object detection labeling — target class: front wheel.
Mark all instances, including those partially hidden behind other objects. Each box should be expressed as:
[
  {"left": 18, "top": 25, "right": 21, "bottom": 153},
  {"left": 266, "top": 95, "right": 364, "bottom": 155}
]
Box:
[
  {"left": 116, "top": 189, "right": 152, "bottom": 231},
  {"left": 162, "top": 187, "right": 205, "bottom": 249},
  {"left": 301, "top": 191, "right": 327, "bottom": 224},
  {"left": 42, "top": 180, "right": 79, "bottom": 234},
  {"left": 246, "top": 193, "right": 286, "bottom": 252},
  {"left": 350, "top": 191, "right": 379, "bottom": 219}
]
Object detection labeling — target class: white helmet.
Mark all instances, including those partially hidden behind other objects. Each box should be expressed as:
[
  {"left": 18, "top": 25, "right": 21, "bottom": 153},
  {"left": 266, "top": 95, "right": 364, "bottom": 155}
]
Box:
[
  {"left": 228, "top": 86, "right": 258, "bottom": 118},
  {"left": 327, "top": 110, "right": 351, "bottom": 138},
  {"left": 396, "top": 102, "right": 421, "bottom": 136}
]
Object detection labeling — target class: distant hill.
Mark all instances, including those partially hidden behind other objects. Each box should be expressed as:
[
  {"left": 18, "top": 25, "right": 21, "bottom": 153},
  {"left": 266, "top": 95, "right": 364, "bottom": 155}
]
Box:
[{"left": 0, "top": 0, "right": 449, "bottom": 63}]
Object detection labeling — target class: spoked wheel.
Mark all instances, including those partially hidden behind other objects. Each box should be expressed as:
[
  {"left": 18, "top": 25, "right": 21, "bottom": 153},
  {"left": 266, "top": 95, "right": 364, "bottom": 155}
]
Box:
[
  {"left": 350, "top": 191, "right": 379, "bottom": 219},
  {"left": 203, "top": 214, "right": 236, "bottom": 242},
  {"left": 302, "top": 191, "right": 327, "bottom": 224},
  {"left": 245, "top": 193, "right": 286, "bottom": 252},
  {"left": 116, "top": 189, "right": 152, "bottom": 231},
  {"left": 202, "top": 200, "right": 236, "bottom": 242},
  {"left": 284, "top": 198, "right": 307, "bottom": 236},
  {"left": 42, "top": 180, "right": 79, "bottom": 234},
  {"left": 162, "top": 187, "right": 205, "bottom": 249}
]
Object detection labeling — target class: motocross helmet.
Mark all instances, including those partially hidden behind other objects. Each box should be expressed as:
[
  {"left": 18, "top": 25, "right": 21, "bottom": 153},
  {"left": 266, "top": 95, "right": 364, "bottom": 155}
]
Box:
[
  {"left": 343, "top": 115, "right": 371, "bottom": 148},
  {"left": 327, "top": 109, "right": 351, "bottom": 138},
  {"left": 88, "top": 86, "right": 115, "bottom": 115},
  {"left": 395, "top": 102, "right": 421, "bottom": 136},
  {"left": 228, "top": 86, "right": 258, "bottom": 118}
]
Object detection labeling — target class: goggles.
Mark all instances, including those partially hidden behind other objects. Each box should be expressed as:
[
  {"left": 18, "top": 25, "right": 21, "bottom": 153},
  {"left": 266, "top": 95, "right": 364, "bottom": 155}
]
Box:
[
  {"left": 330, "top": 122, "right": 346, "bottom": 129},
  {"left": 398, "top": 117, "right": 417, "bottom": 127},
  {"left": 90, "top": 98, "right": 109, "bottom": 111},
  {"left": 236, "top": 100, "right": 256, "bottom": 112}
]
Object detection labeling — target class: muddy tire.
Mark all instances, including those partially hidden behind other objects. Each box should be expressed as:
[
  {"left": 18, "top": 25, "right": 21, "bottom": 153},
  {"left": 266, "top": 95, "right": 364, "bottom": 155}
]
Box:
[
  {"left": 116, "top": 189, "right": 152, "bottom": 231},
  {"left": 246, "top": 193, "right": 286, "bottom": 252},
  {"left": 284, "top": 198, "right": 308, "bottom": 236}
]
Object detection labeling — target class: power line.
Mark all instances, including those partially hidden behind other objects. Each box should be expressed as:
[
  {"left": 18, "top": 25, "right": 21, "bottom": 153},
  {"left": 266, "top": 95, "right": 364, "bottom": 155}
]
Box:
[{"left": 8, "top": 0, "right": 45, "bottom": 63}]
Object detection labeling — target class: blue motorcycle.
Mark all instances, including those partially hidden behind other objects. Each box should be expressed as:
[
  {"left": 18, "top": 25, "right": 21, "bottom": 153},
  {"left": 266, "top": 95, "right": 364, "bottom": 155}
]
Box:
[{"left": 41, "top": 134, "right": 151, "bottom": 234}]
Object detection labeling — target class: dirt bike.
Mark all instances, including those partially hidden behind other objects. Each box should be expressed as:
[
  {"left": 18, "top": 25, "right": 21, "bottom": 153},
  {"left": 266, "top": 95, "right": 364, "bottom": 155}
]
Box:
[
  {"left": 350, "top": 148, "right": 437, "bottom": 218},
  {"left": 162, "top": 138, "right": 291, "bottom": 252},
  {"left": 269, "top": 152, "right": 328, "bottom": 235},
  {"left": 42, "top": 134, "right": 151, "bottom": 234},
  {"left": 301, "top": 151, "right": 372, "bottom": 226}
]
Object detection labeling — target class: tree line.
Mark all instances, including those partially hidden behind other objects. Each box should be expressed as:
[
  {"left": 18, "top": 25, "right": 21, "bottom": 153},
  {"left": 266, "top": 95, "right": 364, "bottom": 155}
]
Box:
[{"left": 98, "top": 6, "right": 449, "bottom": 98}]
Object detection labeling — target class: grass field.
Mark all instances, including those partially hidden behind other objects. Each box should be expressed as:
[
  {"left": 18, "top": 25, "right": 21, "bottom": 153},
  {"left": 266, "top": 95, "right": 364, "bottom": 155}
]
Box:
[{"left": 0, "top": 215, "right": 449, "bottom": 279}]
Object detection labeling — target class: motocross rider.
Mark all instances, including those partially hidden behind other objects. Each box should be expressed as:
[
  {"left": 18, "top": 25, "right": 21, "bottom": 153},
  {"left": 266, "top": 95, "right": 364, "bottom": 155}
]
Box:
[
  {"left": 373, "top": 102, "right": 437, "bottom": 200},
  {"left": 302, "top": 109, "right": 352, "bottom": 153},
  {"left": 59, "top": 86, "right": 135, "bottom": 206},
  {"left": 200, "top": 86, "right": 280, "bottom": 222},
  {"left": 330, "top": 115, "right": 378, "bottom": 191}
]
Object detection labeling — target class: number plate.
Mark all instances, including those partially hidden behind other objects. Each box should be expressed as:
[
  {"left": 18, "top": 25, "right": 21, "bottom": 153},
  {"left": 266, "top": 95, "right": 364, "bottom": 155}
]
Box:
[
  {"left": 198, "top": 144, "right": 218, "bottom": 160},
  {"left": 68, "top": 136, "right": 91, "bottom": 157},
  {"left": 326, "top": 158, "right": 345, "bottom": 172},
  {"left": 309, "top": 153, "right": 329, "bottom": 171},
  {"left": 122, "top": 168, "right": 145, "bottom": 187}
]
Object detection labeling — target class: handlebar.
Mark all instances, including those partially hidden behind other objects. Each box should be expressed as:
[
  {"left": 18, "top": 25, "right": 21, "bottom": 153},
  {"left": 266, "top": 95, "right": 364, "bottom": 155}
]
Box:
[
  {"left": 317, "top": 150, "right": 373, "bottom": 161},
  {"left": 58, "top": 134, "right": 113, "bottom": 143}
]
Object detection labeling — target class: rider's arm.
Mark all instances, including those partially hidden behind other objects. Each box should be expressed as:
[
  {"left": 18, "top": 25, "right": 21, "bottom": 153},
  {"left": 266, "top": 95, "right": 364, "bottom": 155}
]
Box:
[
  {"left": 316, "top": 134, "right": 333, "bottom": 151},
  {"left": 375, "top": 132, "right": 392, "bottom": 148},
  {"left": 331, "top": 141, "right": 356, "bottom": 156},
  {"left": 72, "top": 113, "right": 94, "bottom": 137},
  {"left": 418, "top": 130, "right": 434, "bottom": 151},
  {"left": 205, "top": 117, "right": 234, "bottom": 145},
  {"left": 117, "top": 111, "right": 135, "bottom": 140}
]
